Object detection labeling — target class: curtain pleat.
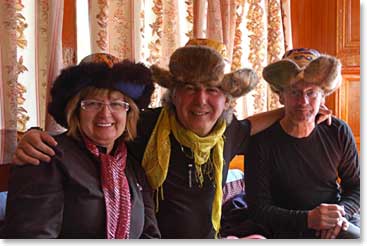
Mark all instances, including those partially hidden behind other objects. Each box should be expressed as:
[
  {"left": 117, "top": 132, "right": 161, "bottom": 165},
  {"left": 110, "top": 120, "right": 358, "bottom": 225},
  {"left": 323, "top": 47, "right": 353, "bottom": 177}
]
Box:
[
  {"left": 0, "top": 1, "right": 18, "bottom": 164},
  {"left": 43, "top": 0, "right": 65, "bottom": 133},
  {"left": 0, "top": 0, "right": 64, "bottom": 164}
]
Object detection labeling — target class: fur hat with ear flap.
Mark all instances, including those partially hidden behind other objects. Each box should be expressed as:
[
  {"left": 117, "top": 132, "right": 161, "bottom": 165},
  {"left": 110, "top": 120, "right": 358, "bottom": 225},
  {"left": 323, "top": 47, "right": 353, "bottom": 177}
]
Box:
[
  {"left": 151, "top": 38, "right": 259, "bottom": 98},
  {"left": 262, "top": 48, "right": 342, "bottom": 96}
]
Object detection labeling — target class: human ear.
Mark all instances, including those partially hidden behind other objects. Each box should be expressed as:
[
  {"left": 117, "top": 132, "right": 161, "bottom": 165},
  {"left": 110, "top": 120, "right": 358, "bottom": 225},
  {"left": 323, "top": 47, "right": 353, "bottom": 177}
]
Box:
[{"left": 224, "top": 97, "right": 231, "bottom": 110}]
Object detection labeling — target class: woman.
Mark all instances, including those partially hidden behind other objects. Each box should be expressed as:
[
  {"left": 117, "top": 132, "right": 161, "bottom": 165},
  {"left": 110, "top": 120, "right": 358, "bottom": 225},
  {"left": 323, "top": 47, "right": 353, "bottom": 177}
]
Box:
[{"left": 2, "top": 53, "right": 160, "bottom": 239}]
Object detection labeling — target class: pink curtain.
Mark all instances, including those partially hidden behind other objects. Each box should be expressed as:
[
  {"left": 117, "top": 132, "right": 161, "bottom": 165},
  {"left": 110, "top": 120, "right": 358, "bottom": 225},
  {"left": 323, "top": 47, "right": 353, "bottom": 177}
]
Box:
[
  {"left": 0, "top": 0, "right": 292, "bottom": 164},
  {"left": 87, "top": 0, "right": 192, "bottom": 107},
  {"left": 193, "top": 0, "right": 293, "bottom": 117},
  {"left": 86, "top": 0, "right": 292, "bottom": 113},
  {"left": 0, "top": 0, "right": 64, "bottom": 165},
  {"left": 0, "top": 1, "right": 18, "bottom": 165}
]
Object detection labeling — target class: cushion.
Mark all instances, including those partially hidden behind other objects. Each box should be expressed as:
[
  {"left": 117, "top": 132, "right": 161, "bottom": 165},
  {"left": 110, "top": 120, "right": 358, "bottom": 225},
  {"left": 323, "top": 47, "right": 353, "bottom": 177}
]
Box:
[{"left": 223, "top": 169, "right": 244, "bottom": 204}]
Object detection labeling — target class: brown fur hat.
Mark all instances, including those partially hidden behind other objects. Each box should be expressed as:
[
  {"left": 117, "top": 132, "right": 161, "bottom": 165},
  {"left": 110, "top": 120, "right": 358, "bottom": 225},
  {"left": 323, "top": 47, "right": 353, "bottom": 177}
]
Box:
[
  {"left": 151, "top": 39, "right": 259, "bottom": 98},
  {"left": 263, "top": 48, "right": 342, "bottom": 95}
]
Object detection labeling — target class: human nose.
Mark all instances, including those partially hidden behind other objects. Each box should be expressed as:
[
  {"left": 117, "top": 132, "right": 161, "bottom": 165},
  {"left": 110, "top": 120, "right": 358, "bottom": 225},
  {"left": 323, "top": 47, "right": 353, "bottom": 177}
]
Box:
[
  {"left": 194, "top": 88, "right": 208, "bottom": 104},
  {"left": 98, "top": 103, "right": 113, "bottom": 114}
]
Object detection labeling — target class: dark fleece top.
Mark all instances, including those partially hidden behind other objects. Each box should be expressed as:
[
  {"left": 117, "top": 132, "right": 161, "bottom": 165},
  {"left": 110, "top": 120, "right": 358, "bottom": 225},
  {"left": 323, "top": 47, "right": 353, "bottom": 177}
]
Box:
[{"left": 246, "top": 117, "right": 360, "bottom": 238}]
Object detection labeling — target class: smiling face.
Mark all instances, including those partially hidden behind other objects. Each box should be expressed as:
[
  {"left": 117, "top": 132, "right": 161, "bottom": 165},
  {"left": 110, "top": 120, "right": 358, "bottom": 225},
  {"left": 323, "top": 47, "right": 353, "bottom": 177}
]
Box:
[
  {"left": 79, "top": 90, "right": 128, "bottom": 153},
  {"left": 172, "top": 83, "right": 229, "bottom": 137}
]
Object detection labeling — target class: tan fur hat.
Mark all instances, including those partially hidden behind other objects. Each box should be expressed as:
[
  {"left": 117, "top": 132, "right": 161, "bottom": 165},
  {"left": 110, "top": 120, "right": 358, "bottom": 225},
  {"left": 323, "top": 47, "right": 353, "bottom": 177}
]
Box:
[
  {"left": 263, "top": 48, "right": 342, "bottom": 95},
  {"left": 151, "top": 38, "right": 259, "bottom": 98}
]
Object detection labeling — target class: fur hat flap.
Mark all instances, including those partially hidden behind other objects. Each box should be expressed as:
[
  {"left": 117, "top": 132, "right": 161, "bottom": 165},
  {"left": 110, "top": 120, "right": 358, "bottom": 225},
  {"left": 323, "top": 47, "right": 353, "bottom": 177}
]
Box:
[
  {"left": 262, "top": 60, "right": 301, "bottom": 93},
  {"left": 221, "top": 68, "right": 259, "bottom": 98},
  {"left": 150, "top": 64, "right": 174, "bottom": 89},
  {"left": 303, "top": 55, "right": 342, "bottom": 95},
  {"left": 168, "top": 45, "right": 225, "bottom": 85}
]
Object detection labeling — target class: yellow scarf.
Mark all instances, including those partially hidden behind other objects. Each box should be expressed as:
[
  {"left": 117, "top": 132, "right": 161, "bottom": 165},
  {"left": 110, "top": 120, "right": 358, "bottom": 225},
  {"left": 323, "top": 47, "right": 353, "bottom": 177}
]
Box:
[{"left": 141, "top": 107, "right": 226, "bottom": 236}]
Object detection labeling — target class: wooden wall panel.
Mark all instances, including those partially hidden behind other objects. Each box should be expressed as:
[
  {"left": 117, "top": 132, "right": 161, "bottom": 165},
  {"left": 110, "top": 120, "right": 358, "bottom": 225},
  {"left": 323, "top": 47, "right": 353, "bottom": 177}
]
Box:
[
  {"left": 339, "top": 71, "right": 360, "bottom": 150},
  {"left": 290, "top": 0, "right": 360, "bottom": 153},
  {"left": 290, "top": 0, "right": 337, "bottom": 54},
  {"left": 336, "top": 0, "right": 360, "bottom": 66}
]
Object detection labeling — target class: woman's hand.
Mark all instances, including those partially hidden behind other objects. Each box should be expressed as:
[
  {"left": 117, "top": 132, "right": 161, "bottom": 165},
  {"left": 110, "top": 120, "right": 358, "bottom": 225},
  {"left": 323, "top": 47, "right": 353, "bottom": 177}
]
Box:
[{"left": 13, "top": 129, "right": 57, "bottom": 165}]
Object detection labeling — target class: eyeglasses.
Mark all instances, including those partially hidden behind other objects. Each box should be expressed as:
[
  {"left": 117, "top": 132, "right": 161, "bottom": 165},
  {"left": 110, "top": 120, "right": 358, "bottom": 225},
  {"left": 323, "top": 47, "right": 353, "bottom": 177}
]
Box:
[
  {"left": 286, "top": 88, "right": 323, "bottom": 100},
  {"left": 80, "top": 99, "right": 130, "bottom": 113}
]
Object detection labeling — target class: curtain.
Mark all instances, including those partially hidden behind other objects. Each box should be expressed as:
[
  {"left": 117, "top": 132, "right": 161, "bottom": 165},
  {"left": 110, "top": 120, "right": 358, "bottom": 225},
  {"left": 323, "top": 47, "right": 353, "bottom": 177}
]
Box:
[
  {"left": 194, "top": 0, "right": 293, "bottom": 117},
  {"left": 87, "top": 0, "right": 194, "bottom": 107},
  {"left": 0, "top": 0, "right": 64, "bottom": 165},
  {"left": 87, "top": 0, "right": 292, "bottom": 116},
  {"left": 0, "top": 0, "right": 291, "bottom": 164},
  {"left": 0, "top": 1, "right": 18, "bottom": 165}
]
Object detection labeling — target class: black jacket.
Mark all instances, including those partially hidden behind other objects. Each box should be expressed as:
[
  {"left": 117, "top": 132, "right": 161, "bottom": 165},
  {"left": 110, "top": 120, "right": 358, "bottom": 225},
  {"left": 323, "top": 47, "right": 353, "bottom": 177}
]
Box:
[
  {"left": 128, "top": 108, "right": 251, "bottom": 238},
  {"left": 2, "top": 133, "right": 160, "bottom": 239}
]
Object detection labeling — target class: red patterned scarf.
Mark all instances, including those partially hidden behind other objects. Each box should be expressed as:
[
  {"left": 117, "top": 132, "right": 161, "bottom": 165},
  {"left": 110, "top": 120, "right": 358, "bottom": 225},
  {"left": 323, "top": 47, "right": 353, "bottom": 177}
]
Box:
[{"left": 83, "top": 136, "right": 131, "bottom": 239}]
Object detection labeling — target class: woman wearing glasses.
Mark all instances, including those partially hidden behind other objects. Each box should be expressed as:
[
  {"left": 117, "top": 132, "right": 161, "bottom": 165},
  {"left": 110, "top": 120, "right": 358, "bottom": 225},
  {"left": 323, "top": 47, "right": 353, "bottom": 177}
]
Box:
[{"left": 3, "top": 53, "right": 160, "bottom": 239}]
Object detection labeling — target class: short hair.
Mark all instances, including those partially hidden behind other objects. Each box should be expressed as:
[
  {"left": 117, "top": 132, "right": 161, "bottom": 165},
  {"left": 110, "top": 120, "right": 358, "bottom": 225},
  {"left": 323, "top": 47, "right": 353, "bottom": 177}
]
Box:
[{"left": 65, "top": 86, "right": 139, "bottom": 142}]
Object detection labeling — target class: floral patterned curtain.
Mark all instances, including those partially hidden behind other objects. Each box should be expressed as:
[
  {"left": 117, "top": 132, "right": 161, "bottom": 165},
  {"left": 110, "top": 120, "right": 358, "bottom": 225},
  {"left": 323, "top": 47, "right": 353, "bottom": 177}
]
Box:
[
  {"left": 0, "top": 1, "right": 17, "bottom": 165},
  {"left": 86, "top": 0, "right": 292, "bottom": 115},
  {"left": 87, "top": 0, "right": 194, "bottom": 107},
  {"left": 0, "top": 0, "right": 64, "bottom": 165},
  {"left": 0, "top": 0, "right": 292, "bottom": 164},
  {"left": 193, "top": 0, "right": 293, "bottom": 117}
]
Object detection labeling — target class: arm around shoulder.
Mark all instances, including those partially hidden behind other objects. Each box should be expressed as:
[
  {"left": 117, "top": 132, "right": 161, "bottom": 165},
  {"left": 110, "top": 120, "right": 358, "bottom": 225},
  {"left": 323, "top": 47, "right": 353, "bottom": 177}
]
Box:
[
  {"left": 246, "top": 107, "right": 284, "bottom": 136},
  {"left": 13, "top": 129, "right": 58, "bottom": 165}
]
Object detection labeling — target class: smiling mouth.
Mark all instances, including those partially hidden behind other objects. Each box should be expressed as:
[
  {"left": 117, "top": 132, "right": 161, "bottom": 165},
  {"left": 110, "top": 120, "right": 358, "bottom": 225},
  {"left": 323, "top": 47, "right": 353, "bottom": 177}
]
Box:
[
  {"left": 191, "top": 111, "right": 209, "bottom": 116},
  {"left": 96, "top": 123, "right": 113, "bottom": 127}
]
